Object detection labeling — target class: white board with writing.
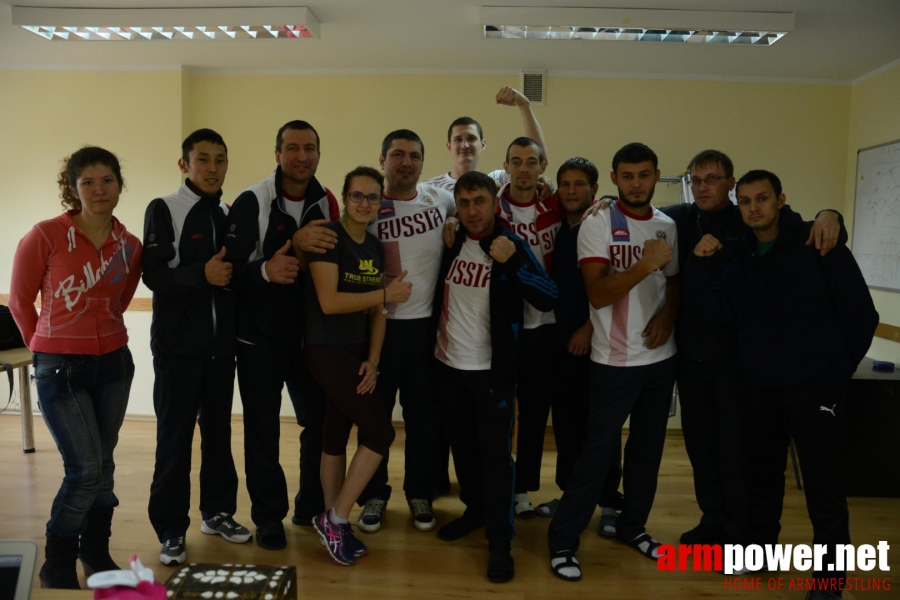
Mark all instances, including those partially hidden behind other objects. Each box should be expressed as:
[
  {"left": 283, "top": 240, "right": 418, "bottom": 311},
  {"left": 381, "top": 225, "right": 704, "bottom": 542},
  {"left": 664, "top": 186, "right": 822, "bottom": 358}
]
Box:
[{"left": 853, "top": 139, "right": 900, "bottom": 292}]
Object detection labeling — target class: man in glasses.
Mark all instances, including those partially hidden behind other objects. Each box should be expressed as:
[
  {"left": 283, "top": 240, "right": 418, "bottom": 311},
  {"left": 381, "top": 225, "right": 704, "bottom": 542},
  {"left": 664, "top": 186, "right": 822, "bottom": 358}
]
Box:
[
  {"left": 355, "top": 129, "right": 457, "bottom": 535},
  {"left": 663, "top": 149, "right": 843, "bottom": 549},
  {"left": 222, "top": 120, "right": 340, "bottom": 550}
]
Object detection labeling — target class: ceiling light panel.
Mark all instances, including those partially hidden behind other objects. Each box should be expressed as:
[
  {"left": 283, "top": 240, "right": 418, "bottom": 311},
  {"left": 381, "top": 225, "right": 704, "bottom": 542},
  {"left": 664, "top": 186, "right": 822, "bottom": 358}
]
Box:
[
  {"left": 481, "top": 7, "right": 793, "bottom": 46},
  {"left": 12, "top": 6, "right": 320, "bottom": 41}
]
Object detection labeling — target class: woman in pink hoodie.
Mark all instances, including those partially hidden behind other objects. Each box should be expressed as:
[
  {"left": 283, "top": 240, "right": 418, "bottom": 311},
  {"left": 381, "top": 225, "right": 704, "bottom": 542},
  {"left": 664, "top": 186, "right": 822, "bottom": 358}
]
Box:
[{"left": 9, "top": 146, "right": 143, "bottom": 589}]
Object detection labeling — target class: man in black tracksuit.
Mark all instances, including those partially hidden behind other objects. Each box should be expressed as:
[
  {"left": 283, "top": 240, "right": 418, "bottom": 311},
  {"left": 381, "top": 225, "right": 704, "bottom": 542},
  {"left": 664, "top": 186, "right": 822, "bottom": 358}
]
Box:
[
  {"left": 432, "top": 171, "right": 557, "bottom": 584},
  {"left": 545, "top": 159, "right": 623, "bottom": 528},
  {"left": 144, "top": 129, "right": 248, "bottom": 565},
  {"left": 687, "top": 170, "right": 877, "bottom": 600},
  {"left": 664, "top": 150, "right": 843, "bottom": 547},
  {"left": 223, "top": 121, "right": 339, "bottom": 550}
]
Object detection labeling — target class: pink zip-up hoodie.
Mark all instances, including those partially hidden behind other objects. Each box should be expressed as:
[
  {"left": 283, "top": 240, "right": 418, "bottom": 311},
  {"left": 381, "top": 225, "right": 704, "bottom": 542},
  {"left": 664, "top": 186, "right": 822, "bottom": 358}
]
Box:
[{"left": 9, "top": 210, "right": 143, "bottom": 355}]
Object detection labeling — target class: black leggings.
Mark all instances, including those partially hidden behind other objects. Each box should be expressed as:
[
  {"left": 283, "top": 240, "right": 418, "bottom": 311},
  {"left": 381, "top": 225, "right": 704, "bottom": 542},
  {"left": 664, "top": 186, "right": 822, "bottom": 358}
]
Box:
[{"left": 305, "top": 343, "right": 395, "bottom": 457}]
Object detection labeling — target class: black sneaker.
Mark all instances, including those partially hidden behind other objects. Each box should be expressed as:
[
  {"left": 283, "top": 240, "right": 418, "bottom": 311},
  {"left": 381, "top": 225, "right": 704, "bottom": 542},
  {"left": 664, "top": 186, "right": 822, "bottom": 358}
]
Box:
[
  {"left": 408, "top": 498, "right": 436, "bottom": 531},
  {"left": 437, "top": 514, "right": 484, "bottom": 541},
  {"left": 256, "top": 522, "right": 286, "bottom": 550},
  {"left": 201, "top": 513, "right": 252, "bottom": 544},
  {"left": 357, "top": 497, "right": 387, "bottom": 533},
  {"left": 160, "top": 535, "right": 186, "bottom": 566}
]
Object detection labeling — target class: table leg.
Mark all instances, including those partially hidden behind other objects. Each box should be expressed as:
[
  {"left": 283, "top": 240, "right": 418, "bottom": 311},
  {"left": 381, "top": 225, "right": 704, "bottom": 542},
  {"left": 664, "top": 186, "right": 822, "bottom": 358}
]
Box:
[{"left": 19, "top": 365, "right": 34, "bottom": 453}]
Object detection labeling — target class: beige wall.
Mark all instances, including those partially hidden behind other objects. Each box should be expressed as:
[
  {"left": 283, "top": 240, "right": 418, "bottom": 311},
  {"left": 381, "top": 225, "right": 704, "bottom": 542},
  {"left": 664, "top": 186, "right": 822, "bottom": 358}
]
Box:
[
  {"left": 845, "top": 64, "right": 900, "bottom": 364},
  {"left": 0, "top": 69, "right": 870, "bottom": 418}
]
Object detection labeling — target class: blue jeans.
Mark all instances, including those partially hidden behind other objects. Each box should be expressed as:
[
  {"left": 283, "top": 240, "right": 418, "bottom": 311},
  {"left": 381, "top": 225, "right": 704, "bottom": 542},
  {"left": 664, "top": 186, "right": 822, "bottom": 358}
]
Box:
[{"left": 35, "top": 346, "right": 135, "bottom": 539}]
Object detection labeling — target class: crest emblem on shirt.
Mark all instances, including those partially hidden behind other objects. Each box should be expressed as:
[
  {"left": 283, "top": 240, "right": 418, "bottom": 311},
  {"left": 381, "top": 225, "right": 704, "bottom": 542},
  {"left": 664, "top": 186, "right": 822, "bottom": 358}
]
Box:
[
  {"left": 656, "top": 231, "right": 667, "bottom": 240},
  {"left": 421, "top": 195, "right": 435, "bottom": 206},
  {"left": 358, "top": 259, "right": 379, "bottom": 275}
]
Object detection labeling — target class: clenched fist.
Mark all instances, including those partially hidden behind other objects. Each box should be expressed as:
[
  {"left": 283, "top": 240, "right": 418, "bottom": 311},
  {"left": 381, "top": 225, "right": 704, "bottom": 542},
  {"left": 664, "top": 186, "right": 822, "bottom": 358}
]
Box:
[
  {"left": 692, "top": 234, "right": 723, "bottom": 258},
  {"left": 640, "top": 238, "right": 673, "bottom": 272},
  {"left": 489, "top": 236, "right": 516, "bottom": 263}
]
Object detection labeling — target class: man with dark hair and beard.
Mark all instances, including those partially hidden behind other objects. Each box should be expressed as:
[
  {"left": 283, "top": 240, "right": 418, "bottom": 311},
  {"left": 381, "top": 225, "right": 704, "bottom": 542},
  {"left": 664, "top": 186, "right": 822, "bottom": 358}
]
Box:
[{"left": 547, "top": 142, "right": 680, "bottom": 582}]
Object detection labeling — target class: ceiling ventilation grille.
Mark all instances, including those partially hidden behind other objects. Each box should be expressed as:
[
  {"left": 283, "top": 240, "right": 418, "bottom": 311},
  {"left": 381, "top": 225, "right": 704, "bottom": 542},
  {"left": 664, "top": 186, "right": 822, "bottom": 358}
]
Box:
[{"left": 521, "top": 72, "right": 546, "bottom": 106}]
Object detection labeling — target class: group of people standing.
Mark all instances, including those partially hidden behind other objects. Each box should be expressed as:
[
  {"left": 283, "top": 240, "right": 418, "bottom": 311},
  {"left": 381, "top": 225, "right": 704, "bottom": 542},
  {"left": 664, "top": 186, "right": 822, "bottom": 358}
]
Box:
[{"left": 9, "top": 85, "right": 878, "bottom": 599}]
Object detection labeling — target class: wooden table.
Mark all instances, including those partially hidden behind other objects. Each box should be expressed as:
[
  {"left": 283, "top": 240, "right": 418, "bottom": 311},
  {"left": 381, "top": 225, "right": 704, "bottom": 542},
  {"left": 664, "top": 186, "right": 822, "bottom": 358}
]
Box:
[{"left": 0, "top": 346, "right": 35, "bottom": 453}]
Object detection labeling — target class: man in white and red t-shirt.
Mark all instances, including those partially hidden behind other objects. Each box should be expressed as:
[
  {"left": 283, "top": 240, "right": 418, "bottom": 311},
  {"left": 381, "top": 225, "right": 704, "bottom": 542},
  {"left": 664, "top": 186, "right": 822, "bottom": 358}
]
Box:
[
  {"left": 547, "top": 143, "right": 680, "bottom": 582},
  {"left": 494, "top": 137, "right": 563, "bottom": 517},
  {"left": 356, "top": 129, "right": 456, "bottom": 534}
]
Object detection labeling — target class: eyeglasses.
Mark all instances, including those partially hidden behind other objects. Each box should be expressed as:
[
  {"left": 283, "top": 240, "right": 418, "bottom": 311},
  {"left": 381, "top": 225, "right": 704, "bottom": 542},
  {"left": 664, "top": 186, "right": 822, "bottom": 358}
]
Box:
[
  {"left": 347, "top": 192, "right": 382, "bottom": 204},
  {"left": 689, "top": 175, "right": 730, "bottom": 188}
]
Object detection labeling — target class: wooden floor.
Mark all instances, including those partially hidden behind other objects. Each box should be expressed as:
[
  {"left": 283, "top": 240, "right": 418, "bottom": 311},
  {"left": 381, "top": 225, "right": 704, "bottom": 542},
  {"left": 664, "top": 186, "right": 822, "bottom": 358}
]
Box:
[{"left": 2, "top": 415, "right": 897, "bottom": 600}]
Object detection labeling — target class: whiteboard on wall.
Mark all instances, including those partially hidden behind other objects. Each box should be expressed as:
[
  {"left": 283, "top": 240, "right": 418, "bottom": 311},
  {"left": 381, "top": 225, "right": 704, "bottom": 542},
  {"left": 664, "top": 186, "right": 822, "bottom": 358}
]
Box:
[{"left": 852, "top": 139, "right": 900, "bottom": 292}]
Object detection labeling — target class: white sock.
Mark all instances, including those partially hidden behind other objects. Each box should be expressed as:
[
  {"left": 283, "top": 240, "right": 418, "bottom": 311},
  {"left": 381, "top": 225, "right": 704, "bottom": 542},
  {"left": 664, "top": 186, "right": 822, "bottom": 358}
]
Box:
[
  {"left": 631, "top": 534, "right": 662, "bottom": 559},
  {"left": 514, "top": 493, "right": 532, "bottom": 506},
  {"left": 329, "top": 509, "right": 349, "bottom": 525},
  {"left": 551, "top": 555, "right": 580, "bottom": 579}
]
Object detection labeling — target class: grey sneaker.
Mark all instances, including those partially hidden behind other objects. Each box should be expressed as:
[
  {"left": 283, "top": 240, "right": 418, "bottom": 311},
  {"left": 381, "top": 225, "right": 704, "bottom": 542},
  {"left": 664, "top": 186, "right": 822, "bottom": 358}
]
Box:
[
  {"left": 201, "top": 513, "right": 252, "bottom": 543},
  {"left": 160, "top": 535, "right": 186, "bottom": 566},
  {"left": 408, "top": 498, "right": 436, "bottom": 531},
  {"left": 358, "top": 498, "right": 387, "bottom": 533}
]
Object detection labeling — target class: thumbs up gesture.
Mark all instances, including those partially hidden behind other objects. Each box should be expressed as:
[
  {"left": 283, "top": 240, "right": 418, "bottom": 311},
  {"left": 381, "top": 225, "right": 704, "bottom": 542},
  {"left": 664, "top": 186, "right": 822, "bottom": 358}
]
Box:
[
  {"left": 205, "top": 247, "right": 233, "bottom": 287},
  {"left": 264, "top": 240, "right": 301, "bottom": 284},
  {"left": 385, "top": 269, "right": 412, "bottom": 304}
]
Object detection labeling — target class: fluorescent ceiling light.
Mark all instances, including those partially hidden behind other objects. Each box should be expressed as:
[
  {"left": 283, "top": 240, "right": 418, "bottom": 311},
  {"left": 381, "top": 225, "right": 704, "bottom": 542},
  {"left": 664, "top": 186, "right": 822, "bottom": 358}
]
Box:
[
  {"left": 12, "top": 6, "right": 320, "bottom": 41},
  {"left": 481, "top": 7, "right": 793, "bottom": 46}
]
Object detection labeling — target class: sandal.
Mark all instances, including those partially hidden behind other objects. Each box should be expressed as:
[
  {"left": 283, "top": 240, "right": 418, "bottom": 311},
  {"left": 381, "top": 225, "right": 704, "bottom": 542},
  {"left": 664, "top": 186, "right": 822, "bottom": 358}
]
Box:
[
  {"left": 619, "top": 532, "right": 664, "bottom": 560},
  {"left": 550, "top": 550, "right": 581, "bottom": 582},
  {"left": 514, "top": 494, "right": 536, "bottom": 519},
  {"left": 597, "top": 512, "right": 617, "bottom": 537},
  {"left": 535, "top": 499, "right": 560, "bottom": 518},
  {"left": 487, "top": 551, "right": 515, "bottom": 583}
]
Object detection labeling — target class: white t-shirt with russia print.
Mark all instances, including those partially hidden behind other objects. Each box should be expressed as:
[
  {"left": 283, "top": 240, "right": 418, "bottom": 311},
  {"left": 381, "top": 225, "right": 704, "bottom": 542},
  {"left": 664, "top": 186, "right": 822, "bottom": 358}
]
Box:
[
  {"left": 577, "top": 199, "right": 679, "bottom": 367},
  {"left": 435, "top": 235, "right": 492, "bottom": 370},
  {"left": 368, "top": 183, "right": 456, "bottom": 320},
  {"left": 496, "top": 183, "right": 560, "bottom": 330}
]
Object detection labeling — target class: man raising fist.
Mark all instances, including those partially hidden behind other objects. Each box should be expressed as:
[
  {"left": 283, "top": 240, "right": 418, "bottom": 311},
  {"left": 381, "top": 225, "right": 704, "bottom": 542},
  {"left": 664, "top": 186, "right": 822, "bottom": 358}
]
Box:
[
  {"left": 548, "top": 143, "right": 680, "bottom": 582},
  {"left": 433, "top": 171, "right": 557, "bottom": 584}
]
